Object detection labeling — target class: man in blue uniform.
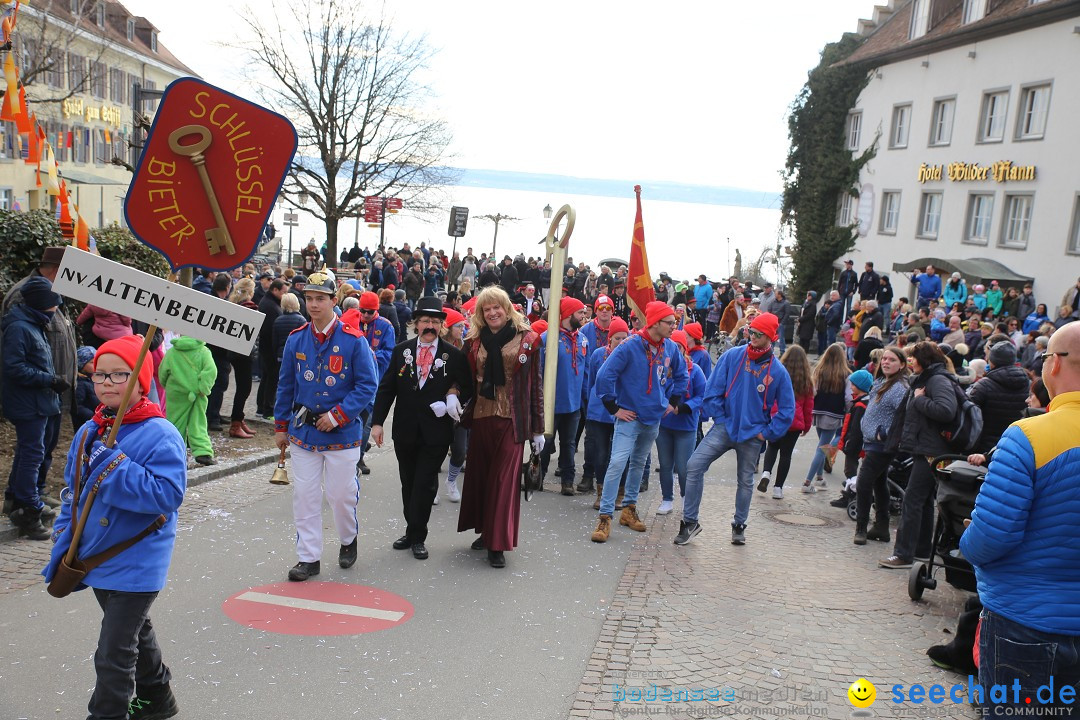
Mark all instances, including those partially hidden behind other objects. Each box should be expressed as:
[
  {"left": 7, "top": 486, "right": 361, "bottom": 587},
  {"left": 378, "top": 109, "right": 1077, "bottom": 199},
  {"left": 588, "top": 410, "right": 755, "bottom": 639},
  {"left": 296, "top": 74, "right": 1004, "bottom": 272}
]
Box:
[
  {"left": 275, "top": 274, "right": 379, "bottom": 581},
  {"left": 353, "top": 290, "right": 395, "bottom": 476},
  {"left": 576, "top": 295, "right": 615, "bottom": 493},
  {"left": 539, "top": 296, "right": 589, "bottom": 495},
  {"left": 591, "top": 301, "right": 688, "bottom": 542}
]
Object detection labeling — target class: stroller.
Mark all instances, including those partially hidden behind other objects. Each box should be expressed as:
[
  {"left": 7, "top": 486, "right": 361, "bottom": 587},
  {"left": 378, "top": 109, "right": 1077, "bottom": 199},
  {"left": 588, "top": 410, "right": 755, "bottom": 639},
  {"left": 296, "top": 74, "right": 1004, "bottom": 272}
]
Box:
[
  {"left": 908, "top": 454, "right": 987, "bottom": 600},
  {"left": 844, "top": 453, "right": 913, "bottom": 521}
]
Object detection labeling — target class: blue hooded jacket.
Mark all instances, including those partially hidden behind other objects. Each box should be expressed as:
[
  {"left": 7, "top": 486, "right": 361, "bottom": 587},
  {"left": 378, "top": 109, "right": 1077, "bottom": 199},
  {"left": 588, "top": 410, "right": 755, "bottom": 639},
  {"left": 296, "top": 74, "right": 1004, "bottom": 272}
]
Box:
[{"left": 703, "top": 345, "right": 795, "bottom": 443}]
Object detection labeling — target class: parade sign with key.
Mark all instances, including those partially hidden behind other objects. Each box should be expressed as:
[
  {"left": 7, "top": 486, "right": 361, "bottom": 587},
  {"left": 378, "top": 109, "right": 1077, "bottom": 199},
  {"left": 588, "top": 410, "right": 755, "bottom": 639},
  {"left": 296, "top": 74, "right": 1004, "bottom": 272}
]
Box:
[
  {"left": 53, "top": 248, "right": 263, "bottom": 354},
  {"left": 125, "top": 77, "right": 298, "bottom": 271}
]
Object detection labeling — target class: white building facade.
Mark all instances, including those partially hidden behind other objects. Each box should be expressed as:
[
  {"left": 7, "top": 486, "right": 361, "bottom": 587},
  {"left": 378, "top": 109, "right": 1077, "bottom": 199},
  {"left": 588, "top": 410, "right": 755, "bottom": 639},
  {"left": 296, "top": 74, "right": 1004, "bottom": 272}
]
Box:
[{"left": 841, "top": 0, "right": 1080, "bottom": 305}]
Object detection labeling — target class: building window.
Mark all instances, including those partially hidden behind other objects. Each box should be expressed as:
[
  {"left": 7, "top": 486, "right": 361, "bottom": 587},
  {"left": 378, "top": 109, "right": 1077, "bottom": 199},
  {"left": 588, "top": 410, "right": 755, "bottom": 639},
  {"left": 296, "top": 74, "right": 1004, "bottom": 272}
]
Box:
[
  {"left": 45, "top": 48, "right": 64, "bottom": 88},
  {"left": 846, "top": 111, "right": 862, "bottom": 151},
  {"left": 96, "top": 2, "right": 105, "bottom": 27},
  {"left": 93, "top": 128, "right": 106, "bottom": 164},
  {"left": 68, "top": 52, "right": 85, "bottom": 93},
  {"left": 880, "top": 191, "right": 901, "bottom": 234},
  {"left": 918, "top": 192, "right": 943, "bottom": 239},
  {"left": 151, "top": 32, "right": 158, "bottom": 53},
  {"left": 1069, "top": 195, "right": 1080, "bottom": 255},
  {"left": 0, "top": 120, "right": 16, "bottom": 159},
  {"left": 127, "top": 18, "right": 135, "bottom": 41},
  {"left": 978, "top": 90, "right": 1008, "bottom": 143},
  {"left": 1016, "top": 83, "right": 1050, "bottom": 140},
  {"left": 963, "top": 0, "right": 988, "bottom": 23},
  {"left": 142, "top": 79, "right": 158, "bottom": 111},
  {"left": 70, "top": 0, "right": 79, "bottom": 14},
  {"left": 90, "top": 61, "right": 106, "bottom": 98},
  {"left": 72, "top": 125, "right": 88, "bottom": 163},
  {"left": 910, "top": 0, "right": 930, "bottom": 39},
  {"left": 890, "top": 104, "right": 911, "bottom": 148},
  {"left": 837, "top": 193, "right": 856, "bottom": 227},
  {"left": 929, "top": 98, "right": 955, "bottom": 146},
  {"left": 965, "top": 193, "right": 994, "bottom": 244},
  {"left": 109, "top": 68, "right": 126, "bottom": 103},
  {"left": 0, "top": 188, "right": 12, "bottom": 211},
  {"left": 1000, "top": 194, "right": 1033, "bottom": 248}
]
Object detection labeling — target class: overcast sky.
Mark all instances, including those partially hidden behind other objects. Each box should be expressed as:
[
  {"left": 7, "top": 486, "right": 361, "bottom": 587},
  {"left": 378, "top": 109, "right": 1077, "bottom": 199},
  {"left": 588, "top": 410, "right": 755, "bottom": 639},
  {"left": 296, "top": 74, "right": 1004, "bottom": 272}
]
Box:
[{"left": 121, "top": 0, "right": 874, "bottom": 193}]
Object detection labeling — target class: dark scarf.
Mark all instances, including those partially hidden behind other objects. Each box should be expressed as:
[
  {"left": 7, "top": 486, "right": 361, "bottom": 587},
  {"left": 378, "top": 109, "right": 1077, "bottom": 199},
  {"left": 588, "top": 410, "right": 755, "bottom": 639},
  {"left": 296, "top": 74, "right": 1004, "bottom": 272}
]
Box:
[
  {"left": 479, "top": 323, "right": 517, "bottom": 399},
  {"left": 90, "top": 397, "right": 165, "bottom": 440}
]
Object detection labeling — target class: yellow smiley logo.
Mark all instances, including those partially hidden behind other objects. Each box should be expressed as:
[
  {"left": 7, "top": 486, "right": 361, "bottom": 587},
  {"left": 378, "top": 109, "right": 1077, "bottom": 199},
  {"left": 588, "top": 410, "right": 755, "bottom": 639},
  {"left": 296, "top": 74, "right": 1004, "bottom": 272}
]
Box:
[{"left": 848, "top": 678, "right": 876, "bottom": 708}]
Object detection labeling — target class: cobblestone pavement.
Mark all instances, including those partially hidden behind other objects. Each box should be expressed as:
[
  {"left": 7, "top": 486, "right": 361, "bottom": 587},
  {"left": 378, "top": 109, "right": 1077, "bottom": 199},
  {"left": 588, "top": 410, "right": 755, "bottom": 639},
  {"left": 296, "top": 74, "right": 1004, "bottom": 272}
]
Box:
[{"left": 574, "top": 458, "right": 978, "bottom": 720}]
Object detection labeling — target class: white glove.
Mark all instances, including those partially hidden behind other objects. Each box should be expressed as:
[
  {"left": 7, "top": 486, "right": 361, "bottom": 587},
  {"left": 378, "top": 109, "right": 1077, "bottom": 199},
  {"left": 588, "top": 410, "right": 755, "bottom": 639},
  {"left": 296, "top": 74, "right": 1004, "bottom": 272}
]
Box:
[
  {"left": 445, "top": 394, "right": 462, "bottom": 422},
  {"left": 531, "top": 434, "right": 545, "bottom": 454},
  {"left": 429, "top": 401, "right": 447, "bottom": 418}
]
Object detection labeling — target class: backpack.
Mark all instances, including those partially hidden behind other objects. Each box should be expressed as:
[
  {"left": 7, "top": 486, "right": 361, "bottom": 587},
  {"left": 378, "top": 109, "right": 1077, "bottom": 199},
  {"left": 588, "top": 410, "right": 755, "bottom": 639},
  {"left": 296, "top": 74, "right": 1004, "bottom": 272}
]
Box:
[{"left": 940, "top": 376, "right": 984, "bottom": 453}]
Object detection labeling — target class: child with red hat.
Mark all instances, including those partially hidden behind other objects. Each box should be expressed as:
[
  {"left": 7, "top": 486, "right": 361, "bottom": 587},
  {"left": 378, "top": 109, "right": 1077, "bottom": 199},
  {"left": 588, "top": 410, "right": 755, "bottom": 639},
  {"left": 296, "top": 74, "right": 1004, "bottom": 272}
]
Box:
[
  {"left": 351, "top": 290, "right": 396, "bottom": 476},
  {"left": 655, "top": 330, "right": 707, "bottom": 516},
  {"left": 43, "top": 334, "right": 188, "bottom": 719},
  {"left": 676, "top": 312, "right": 794, "bottom": 547},
  {"left": 576, "top": 294, "right": 617, "bottom": 493},
  {"left": 538, "top": 297, "right": 590, "bottom": 495},
  {"left": 583, "top": 317, "right": 630, "bottom": 510}
]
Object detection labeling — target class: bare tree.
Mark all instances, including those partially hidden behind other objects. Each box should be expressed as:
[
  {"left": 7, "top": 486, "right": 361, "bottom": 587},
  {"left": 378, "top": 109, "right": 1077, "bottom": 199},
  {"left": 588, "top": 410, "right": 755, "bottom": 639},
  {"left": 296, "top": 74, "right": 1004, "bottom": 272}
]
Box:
[
  {"left": 15, "top": 0, "right": 114, "bottom": 105},
  {"left": 235, "top": 0, "right": 456, "bottom": 263}
]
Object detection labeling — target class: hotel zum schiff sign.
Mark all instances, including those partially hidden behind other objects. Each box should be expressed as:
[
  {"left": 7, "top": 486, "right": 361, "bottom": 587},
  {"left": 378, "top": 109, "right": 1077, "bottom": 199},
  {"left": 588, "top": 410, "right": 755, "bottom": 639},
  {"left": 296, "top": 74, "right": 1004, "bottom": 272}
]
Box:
[{"left": 125, "top": 78, "right": 298, "bottom": 271}]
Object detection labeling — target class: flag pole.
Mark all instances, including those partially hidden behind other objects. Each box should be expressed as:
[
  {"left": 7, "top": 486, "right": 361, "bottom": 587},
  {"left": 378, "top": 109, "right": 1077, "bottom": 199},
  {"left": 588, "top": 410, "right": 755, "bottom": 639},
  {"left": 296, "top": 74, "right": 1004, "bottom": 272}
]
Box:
[{"left": 541, "top": 205, "right": 576, "bottom": 438}]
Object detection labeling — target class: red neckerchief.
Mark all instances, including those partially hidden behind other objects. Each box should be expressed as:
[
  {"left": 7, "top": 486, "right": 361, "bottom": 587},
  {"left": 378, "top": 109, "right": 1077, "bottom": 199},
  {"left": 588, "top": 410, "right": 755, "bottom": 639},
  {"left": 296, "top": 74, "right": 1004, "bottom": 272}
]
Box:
[
  {"left": 636, "top": 331, "right": 666, "bottom": 394},
  {"left": 91, "top": 397, "right": 165, "bottom": 438},
  {"left": 560, "top": 328, "right": 580, "bottom": 374},
  {"left": 746, "top": 343, "right": 772, "bottom": 361},
  {"left": 313, "top": 316, "right": 338, "bottom": 345}
]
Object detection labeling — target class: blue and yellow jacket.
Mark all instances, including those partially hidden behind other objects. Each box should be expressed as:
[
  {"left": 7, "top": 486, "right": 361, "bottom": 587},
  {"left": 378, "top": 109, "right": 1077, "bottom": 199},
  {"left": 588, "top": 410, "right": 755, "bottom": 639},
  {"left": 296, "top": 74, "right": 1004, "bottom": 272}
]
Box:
[
  {"left": 43, "top": 417, "right": 187, "bottom": 593},
  {"left": 274, "top": 319, "right": 379, "bottom": 451},
  {"left": 961, "top": 391, "right": 1080, "bottom": 635}
]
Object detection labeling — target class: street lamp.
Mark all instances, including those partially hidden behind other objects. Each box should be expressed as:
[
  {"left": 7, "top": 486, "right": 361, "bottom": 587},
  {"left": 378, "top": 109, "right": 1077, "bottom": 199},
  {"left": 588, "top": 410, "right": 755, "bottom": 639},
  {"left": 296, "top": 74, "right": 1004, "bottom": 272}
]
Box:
[
  {"left": 543, "top": 204, "right": 552, "bottom": 220},
  {"left": 474, "top": 212, "right": 520, "bottom": 261}
]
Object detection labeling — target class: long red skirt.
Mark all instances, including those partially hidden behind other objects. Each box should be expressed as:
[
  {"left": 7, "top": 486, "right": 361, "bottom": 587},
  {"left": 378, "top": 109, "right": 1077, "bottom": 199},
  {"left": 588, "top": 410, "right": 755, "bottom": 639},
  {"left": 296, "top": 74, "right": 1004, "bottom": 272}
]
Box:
[{"left": 457, "top": 416, "right": 523, "bottom": 552}]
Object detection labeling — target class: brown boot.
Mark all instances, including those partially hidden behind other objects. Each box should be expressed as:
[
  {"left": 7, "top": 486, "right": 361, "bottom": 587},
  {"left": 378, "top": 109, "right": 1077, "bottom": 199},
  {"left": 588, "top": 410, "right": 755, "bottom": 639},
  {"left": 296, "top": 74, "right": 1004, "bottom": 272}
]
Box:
[
  {"left": 593, "top": 484, "right": 602, "bottom": 511},
  {"left": 619, "top": 503, "right": 646, "bottom": 532},
  {"left": 614, "top": 488, "right": 625, "bottom": 511},
  {"left": 229, "top": 421, "right": 254, "bottom": 439},
  {"left": 591, "top": 515, "right": 612, "bottom": 543},
  {"left": 240, "top": 419, "right": 256, "bottom": 435}
]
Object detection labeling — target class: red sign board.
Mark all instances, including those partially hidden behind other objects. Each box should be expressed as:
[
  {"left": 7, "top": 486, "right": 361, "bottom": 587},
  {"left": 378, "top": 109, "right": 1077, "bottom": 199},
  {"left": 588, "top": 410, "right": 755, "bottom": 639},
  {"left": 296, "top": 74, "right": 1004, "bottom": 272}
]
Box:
[
  {"left": 386, "top": 197, "right": 403, "bottom": 211},
  {"left": 125, "top": 78, "right": 298, "bottom": 271},
  {"left": 222, "top": 581, "right": 414, "bottom": 636}
]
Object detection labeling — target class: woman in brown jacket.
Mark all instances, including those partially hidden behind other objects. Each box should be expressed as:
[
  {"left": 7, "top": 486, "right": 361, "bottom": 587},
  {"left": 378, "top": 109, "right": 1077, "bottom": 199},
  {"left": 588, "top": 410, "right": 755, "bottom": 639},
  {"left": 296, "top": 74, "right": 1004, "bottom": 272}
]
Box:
[{"left": 458, "top": 286, "right": 544, "bottom": 568}]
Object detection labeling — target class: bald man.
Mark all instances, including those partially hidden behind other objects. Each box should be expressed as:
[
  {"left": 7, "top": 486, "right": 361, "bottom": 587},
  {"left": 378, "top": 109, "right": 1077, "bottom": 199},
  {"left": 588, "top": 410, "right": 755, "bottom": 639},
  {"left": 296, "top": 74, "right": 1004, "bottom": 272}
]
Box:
[{"left": 960, "top": 321, "right": 1080, "bottom": 716}]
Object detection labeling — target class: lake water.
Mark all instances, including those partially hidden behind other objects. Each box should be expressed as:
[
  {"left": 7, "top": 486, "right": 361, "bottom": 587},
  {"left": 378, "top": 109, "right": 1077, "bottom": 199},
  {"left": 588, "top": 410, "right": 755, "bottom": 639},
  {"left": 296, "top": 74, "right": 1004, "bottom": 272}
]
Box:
[{"left": 276, "top": 183, "right": 785, "bottom": 285}]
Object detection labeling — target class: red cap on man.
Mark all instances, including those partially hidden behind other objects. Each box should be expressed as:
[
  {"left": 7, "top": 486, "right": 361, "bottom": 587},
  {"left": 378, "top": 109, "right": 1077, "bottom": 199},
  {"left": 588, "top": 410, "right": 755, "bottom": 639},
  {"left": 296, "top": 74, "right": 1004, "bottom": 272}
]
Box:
[
  {"left": 684, "top": 322, "right": 704, "bottom": 341},
  {"left": 594, "top": 294, "right": 613, "bottom": 309},
  {"left": 359, "top": 291, "right": 380, "bottom": 311},
  {"left": 560, "top": 296, "right": 586, "bottom": 321},
  {"left": 749, "top": 312, "right": 779, "bottom": 342},
  {"left": 645, "top": 301, "right": 675, "bottom": 328},
  {"left": 531, "top": 319, "right": 548, "bottom": 334}
]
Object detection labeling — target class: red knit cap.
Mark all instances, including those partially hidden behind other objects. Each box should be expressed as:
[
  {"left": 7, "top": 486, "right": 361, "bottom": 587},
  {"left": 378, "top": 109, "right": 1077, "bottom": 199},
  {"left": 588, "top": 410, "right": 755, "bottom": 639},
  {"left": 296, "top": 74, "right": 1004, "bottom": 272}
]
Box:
[
  {"left": 644, "top": 301, "right": 675, "bottom": 328},
  {"left": 750, "top": 312, "right": 779, "bottom": 342},
  {"left": 531, "top": 319, "right": 548, "bottom": 334},
  {"left": 560, "top": 296, "right": 586, "bottom": 321},
  {"left": 670, "top": 329, "right": 689, "bottom": 352},
  {"left": 94, "top": 335, "right": 153, "bottom": 396},
  {"left": 462, "top": 296, "right": 478, "bottom": 314},
  {"left": 594, "top": 294, "right": 613, "bottom": 309},
  {"left": 359, "top": 291, "right": 380, "bottom": 310},
  {"left": 443, "top": 308, "right": 465, "bottom": 328},
  {"left": 606, "top": 317, "right": 629, "bottom": 336},
  {"left": 684, "top": 322, "right": 704, "bottom": 341}
]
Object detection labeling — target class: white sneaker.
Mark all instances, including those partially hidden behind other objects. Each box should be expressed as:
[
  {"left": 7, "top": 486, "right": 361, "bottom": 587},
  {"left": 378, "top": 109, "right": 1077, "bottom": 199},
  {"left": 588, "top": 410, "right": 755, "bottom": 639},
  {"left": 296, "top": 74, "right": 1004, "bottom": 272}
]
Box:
[
  {"left": 445, "top": 480, "right": 461, "bottom": 503},
  {"left": 801, "top": 482, "right": 816, "bottom": 494},
  {"left": 772, "top": 486, "right": 784, "bottom": 499},
  {"left": 433, "top": 492, "right": 440, "bottom": 505},
  {"left": 815, "top": 476, "right": 827, "bottom": 488},
  {"left": 656, "top": 500, "right": 673, "bottom": 515}
]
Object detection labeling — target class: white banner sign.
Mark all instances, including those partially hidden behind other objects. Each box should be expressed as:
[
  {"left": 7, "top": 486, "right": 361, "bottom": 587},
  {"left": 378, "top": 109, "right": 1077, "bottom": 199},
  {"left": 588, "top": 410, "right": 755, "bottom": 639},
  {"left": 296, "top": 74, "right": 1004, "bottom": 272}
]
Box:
[{"left": 53, "top": 248, "right": 263, "bottom": 355}]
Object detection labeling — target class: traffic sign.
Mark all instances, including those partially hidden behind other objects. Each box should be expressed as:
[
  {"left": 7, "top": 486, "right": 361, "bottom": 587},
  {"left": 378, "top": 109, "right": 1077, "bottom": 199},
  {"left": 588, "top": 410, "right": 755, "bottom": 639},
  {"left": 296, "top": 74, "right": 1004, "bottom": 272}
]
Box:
[
  {"left": 283, "top": 212, "right": 298, "bottom": 227},
  {"left": 364, "top": 195, "right": 383, "bottom": 224},
  {"left": 222, "top": 581, "right": 414, "bottom": 636},
  {"left": 386, "top": 197, "right": 403, "bottom": 213},
  {"left": 447, "top": 206, "right": 468, "bottom": 237}
]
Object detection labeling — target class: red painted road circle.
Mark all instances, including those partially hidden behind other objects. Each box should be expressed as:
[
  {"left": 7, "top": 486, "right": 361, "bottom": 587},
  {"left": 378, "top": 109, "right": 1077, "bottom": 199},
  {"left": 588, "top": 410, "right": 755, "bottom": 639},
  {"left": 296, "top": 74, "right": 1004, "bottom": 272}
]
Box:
[{"left": 222, "top": 582, "right": 414, "bottom": 636}]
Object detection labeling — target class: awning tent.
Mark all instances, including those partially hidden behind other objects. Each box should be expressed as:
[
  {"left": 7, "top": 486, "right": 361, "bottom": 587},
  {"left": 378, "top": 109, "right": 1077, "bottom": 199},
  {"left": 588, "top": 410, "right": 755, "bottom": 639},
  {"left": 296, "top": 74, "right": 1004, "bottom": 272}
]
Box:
[{"left": 890, "top": 257, "right": 1034, "bottom": 288}]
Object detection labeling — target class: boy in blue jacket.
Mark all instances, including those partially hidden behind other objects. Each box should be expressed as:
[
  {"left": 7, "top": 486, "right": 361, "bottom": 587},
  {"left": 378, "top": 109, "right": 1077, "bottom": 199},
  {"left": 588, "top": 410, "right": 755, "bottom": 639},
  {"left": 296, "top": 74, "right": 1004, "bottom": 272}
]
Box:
[
  {"left": 591, "top": 302, "right": 688, "bottom": 542},
  {"left": 43, "top": 334, "right": 188, "bottom": 720},
  {"left": 583, "top": 317, "right": 630, "bottom": 509},
  {"left": 539, "top": 297, "right": 589, "bottom": 494},
  {"left": 676, "top": 313, "right": 795, "bottom": 546}
]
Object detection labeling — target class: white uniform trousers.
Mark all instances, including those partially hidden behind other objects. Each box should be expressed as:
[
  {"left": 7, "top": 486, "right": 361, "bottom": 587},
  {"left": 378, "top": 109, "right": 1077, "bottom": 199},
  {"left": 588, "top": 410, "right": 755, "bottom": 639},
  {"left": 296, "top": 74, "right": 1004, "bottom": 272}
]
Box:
[{"left": 290, "top": 443, "right": 362, "bottom": 562}]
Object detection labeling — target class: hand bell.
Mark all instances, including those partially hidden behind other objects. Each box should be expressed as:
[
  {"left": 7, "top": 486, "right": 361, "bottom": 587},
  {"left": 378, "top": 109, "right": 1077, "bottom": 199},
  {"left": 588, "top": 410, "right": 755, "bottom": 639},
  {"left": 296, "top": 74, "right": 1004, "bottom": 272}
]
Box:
[{"left": 269, "top": 447, "right": 290, "bottom": 485}]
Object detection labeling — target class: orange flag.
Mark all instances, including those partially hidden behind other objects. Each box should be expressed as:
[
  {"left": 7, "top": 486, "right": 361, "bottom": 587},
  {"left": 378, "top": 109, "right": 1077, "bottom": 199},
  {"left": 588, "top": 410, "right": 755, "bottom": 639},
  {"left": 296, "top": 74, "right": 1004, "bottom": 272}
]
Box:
[
  {"left": 626, "top": 185, "right": 656, "bottom": 320},
  {"left": 13, "top": 86, "right": 31, "bottom": 134}
]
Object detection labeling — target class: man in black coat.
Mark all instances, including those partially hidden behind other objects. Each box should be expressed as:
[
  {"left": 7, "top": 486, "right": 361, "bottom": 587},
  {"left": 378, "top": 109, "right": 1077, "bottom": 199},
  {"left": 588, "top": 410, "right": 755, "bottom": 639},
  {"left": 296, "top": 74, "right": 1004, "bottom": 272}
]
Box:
[
  {"left": 257, "top": 279, "right": 287, "bottom": 416},
  {"left": 837, "top": 259, "right": 859, "bottom": 317},
  {"left": 370, "top": 297, "right": 473, "bottom": 560},
  {"left": 858, "top": 261, "right": 880, "bottom": 304},
  {"left": 968, "top": 341, "right": 1030, "bottom": 454}
]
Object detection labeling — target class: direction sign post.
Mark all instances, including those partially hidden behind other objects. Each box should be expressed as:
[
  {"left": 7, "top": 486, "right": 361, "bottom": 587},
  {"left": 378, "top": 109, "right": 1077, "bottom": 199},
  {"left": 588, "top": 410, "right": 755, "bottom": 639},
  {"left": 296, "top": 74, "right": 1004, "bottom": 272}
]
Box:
[
  {"left": 283, "top": 211, "right": 299, "bottom": 268},
  {"left": 447, "top": 206, "right": 468, "bottom": 257}
]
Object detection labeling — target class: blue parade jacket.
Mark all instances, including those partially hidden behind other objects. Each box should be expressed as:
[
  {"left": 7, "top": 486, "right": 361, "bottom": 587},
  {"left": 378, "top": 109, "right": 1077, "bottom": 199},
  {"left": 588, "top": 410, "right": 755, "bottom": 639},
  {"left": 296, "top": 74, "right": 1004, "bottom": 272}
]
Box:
[
  {"left": 704, "top": 345, "right": 795, "bottom": 443},
  {"left": 274, "top": 319, "right": 379, "bottom": 451},
  {"left": 689, "top": 347, "right": 712, "bottom": 380},
  {"left": 579, "top": 319, "right": 610, "bottom": 360},
  {"left": 585, "top": 346, "right": 615, "bottom": 424},
  {"left": 539, "top": 328, "right": 589, "bottom": 414},
  {"left": 356, "top": 315, "right": 396, "bottom": 380},
  {"left": 43, "top": 416, "right": 187, "bottom": 593},
  {"left": 660, "top": 363, "right": 707, "bottom": 433},
  {"left": 594, "top": 332, "right": 688, "bottom": 426}
]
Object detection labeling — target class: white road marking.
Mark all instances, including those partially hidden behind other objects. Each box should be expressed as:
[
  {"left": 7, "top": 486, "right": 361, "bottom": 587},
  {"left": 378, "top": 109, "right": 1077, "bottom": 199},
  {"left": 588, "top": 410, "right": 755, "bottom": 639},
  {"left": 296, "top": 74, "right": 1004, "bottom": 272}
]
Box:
[{"left": 235, "top": 591, "right": 405, "bottom": 622}]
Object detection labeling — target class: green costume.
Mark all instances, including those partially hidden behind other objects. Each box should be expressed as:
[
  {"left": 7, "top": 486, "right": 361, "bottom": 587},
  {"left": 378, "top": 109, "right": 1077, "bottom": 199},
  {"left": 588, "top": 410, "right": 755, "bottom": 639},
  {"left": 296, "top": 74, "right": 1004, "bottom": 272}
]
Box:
[{"left": 158, "top": 336, "right": 217, "bottom": 459}]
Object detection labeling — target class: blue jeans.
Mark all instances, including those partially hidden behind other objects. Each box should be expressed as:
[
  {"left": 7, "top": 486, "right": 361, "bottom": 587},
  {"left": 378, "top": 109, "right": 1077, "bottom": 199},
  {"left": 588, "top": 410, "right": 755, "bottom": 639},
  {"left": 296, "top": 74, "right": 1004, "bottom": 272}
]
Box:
[
  {"left": 978, "top": 609, "right": 1080, "bottom": 716},
  {"left": 682, "top": 423, "right": 760, "bottom": 526},
  {"left": 598, "top": 419, "right": 659, "bottom": 516},
  {"left": 806, "top": 426, "right": 840, "bottom": 482},
  {"left": 6, "top": 415, "right": 50, "bottom": 509},
  {"left": 826, "top": 327, "right": 839, "bottom": 347},
  {"left": 587, "top": 420, "right": 615, "bottom": 487},
  {"left": 541, "top": 411, "right": 580, "bottom": 485},
  {"left": 656, "top": 427, "right": 695, "bottom": 502}
]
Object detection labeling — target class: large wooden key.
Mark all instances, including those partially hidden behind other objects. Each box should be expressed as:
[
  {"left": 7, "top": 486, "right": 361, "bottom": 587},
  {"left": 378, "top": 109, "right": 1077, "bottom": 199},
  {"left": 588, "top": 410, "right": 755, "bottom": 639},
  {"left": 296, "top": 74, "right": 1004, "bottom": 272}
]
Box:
[{"left": 168, "top": 125, "right": 235, "bottom": 256}]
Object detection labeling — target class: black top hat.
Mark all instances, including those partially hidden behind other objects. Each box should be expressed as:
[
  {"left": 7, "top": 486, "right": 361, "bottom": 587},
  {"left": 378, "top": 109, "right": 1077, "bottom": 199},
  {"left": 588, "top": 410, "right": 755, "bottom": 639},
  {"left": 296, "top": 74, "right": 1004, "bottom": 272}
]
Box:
[{"left": 413, "top": 296, "right": 447, "bottom": 320}]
